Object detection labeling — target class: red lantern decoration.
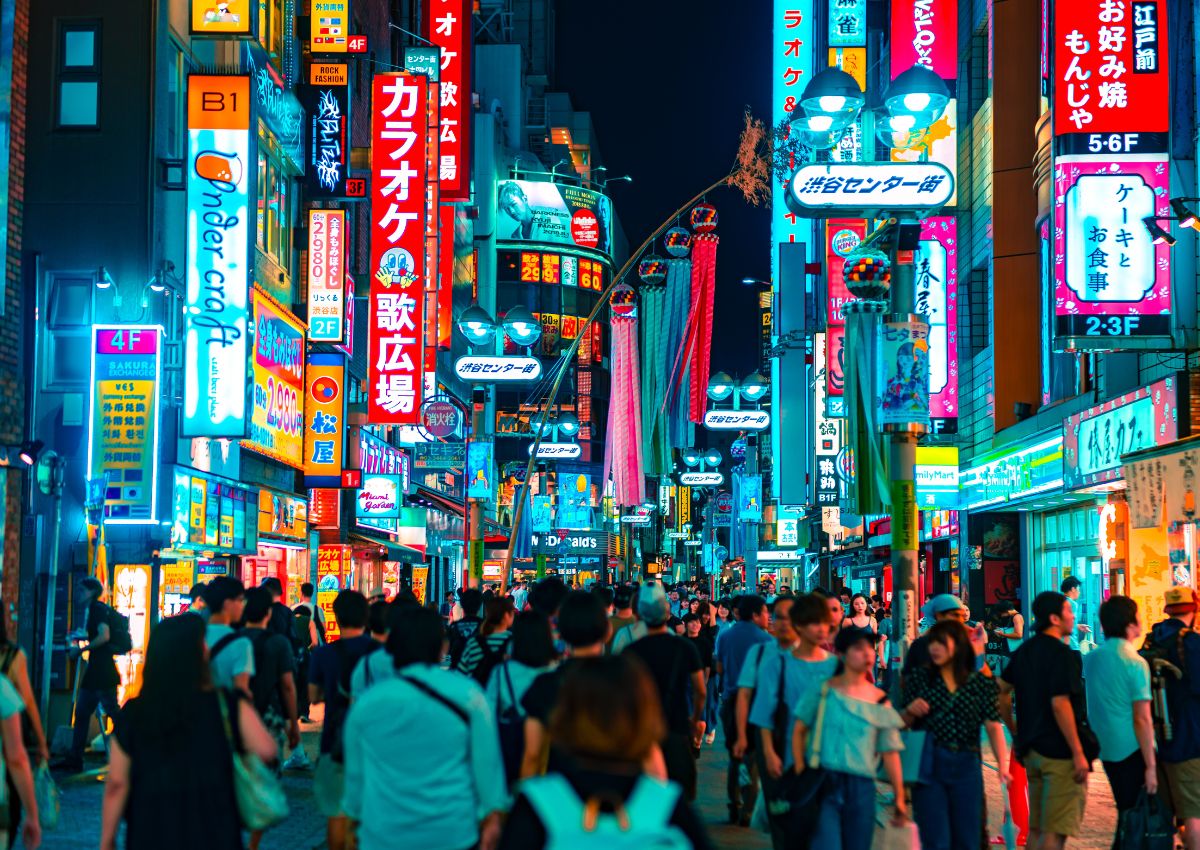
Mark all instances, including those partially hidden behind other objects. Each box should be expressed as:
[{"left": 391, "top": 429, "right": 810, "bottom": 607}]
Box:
[{"left": 690, "top": 203, "right": 718, "bottom": 233}]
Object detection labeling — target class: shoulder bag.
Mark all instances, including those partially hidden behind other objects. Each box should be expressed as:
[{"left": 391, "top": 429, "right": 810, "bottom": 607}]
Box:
[
  {"left": 216, "top": 691, "right": 290, "bottom": 831},
  {"left": 767, "top": 680, "right": 831, "bottom": 822}
]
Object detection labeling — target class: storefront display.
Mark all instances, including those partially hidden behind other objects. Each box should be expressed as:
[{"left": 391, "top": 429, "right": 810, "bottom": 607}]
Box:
[
  {"left": 1028, "top": 503, "right": 1103, "bottom": 638},
  {"left": 252, "top": 488, "right": 310, "bottom": 602},
  {"left": 112, "top": 563, "right": 152, "bottom": 701},
  {"left": 168, "top": 469, "right": 258, "bottom": 555}
]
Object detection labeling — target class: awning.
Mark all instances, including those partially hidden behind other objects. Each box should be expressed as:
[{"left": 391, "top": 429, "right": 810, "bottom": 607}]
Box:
[
  {"left": 349, "top": 532, "right": 425, "bottom": 562},
  {"left": 1123, "top": 434, "right": 1200, "bottom": 528},
  {"left": 409, "top": 484, "right": 464, "bottom": 517}
]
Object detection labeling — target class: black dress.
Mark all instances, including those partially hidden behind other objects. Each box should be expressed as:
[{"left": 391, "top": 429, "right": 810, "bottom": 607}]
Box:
[{"left": 115, "top": 690, "right": 243, "bottom": 849}]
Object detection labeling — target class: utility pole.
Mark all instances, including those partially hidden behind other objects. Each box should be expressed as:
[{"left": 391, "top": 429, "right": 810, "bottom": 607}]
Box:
[
  {"left": 744, "top": 433, "right": 760, "bottom": 591},
  {"left": 465, "top": 386, "right": 486, "bottom": 589},
  {"left": 39, "top": 453, "right": 66, "bottom": 727}
]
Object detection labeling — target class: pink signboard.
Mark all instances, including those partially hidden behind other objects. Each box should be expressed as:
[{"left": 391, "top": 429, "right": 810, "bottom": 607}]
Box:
[
  {"left": 918, "top": 216, "right": 958, "bottom": 419},
  {"left": 890, "top": 0, "right": 958, "bottom": 81},
  {"left": 1053, "top": 155, "right": 1171, "bottom": 347}
]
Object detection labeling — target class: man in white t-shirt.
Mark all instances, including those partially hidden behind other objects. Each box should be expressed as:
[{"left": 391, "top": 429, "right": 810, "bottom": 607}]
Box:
[{"left": 202, "top": 576, "right": 254, "bottom": 696}]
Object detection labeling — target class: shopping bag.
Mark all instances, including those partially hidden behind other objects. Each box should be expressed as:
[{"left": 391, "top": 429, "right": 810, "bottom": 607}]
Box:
[
  {"left": 873, "top": 818, "right": 920, "bottom": 850},
  {"left": 1116, "top": 790, "right": 1175, "bottom": 850},
  {"left": 33, "top": 762, "right": 60, "bottom": 831}
]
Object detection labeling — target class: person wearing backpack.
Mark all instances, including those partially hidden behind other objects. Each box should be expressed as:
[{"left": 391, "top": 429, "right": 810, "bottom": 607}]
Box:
[
  {"left": 291, "top": 582, "right": 323, "bottom": 725},
  {"left": 60, "top": 577, "right": 122, "bottom": 773},
  {"left": 447, "top": 588, "right": 485, "bottom": 669},
  {"left": 343, "top": 605, "right": 505, "bottom": 850},
  {"left": 202, "top": 577, "right": 254, "bottom": 697},
  {"left": 486, "top": 612, "right": 556, "bottom": 790},
  {"left": 306, "top": 590, "right": 373, "bottom": 850},
  {"left": 458, "top": 597, "right": 515, "bottom": 684},
  {"left": 498, "top": 654, "right": 714, "bottom": 850}
]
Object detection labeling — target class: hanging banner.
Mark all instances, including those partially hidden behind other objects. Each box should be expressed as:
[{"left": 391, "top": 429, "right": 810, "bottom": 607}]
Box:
[
  {"left": 411, "top": 566, "right": 429, "bottom": 605},
  {"left": 184, "top": 75, "right": 251, "bottom": 438},
  {"left": 738, "top": 475, "right": 763, "bottom": 522},
  {"left": 89, "top": 326, "right": 162, "bottom": 522},
  {"left": 466, "top": 441, "right": 494, "bottom": 499},
  {"left": 532, "top": 495, "right": 554, "bottom": 533},
  {"left": 917, "top": 216, "right": 958, "bottom": 421},
  {"left": 890, "top": 0, "right": 958, "bottom": 80},
  {"left": 247, "top": 289, "right": 306, "bottom": 467},
  {"left": 877, "top": 319, "right": 931, "bottom": 429},
  {"left": 813, "top": 332, "right": 843, "bottom": 507},
  {"left": 302, "top": 64, "right": 350, "bottom": 198},
  {"left": 310, "top": 0, "right": 350, "bottom": 53},
  {"left": 368, "top": 73, "right": 428, "bottom": 423},
  {"left": 307, "top": 209, "right": 346, "bottom": 341},
  {"left": 825, "top": 220, "right": 867, "bottom": 416},
  {"left": 316, "top": 545, "right": 349, "bottom": 641},
  {"left": 303, "top": 353, "right": 346, "bottom": 488},
  {"left": 1053, "top": 155, "right": 1171, "bottom": 349},
  {"left": 424, "top": 0, "right": 471, "bottom": 201}
]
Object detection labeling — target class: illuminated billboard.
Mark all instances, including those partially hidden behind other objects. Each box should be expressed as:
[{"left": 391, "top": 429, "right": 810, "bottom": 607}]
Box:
[
  {"left": 918, "top": 216, "right": 958, "bottom": 421},
  {"left": 302, "top": 64, "right": 349, "bottom": 199},
  {"left": 496, "top": 180, "right": 613, "bottom": 256},
  {"left": 424, "top": 0, "right": 471, "bottom": 201},
  {"left": 770, "top": 1, "right": 813, "bottom": 283},
  {"left": 890, "top": 0, "right": 958, "bottom": 80},
  {"left": 184, "top": 75, "right": 251, "bottom": 438},
  {"left": 307, "top": 209, "right": 346, "bottom": 342},
  {"left": 248, "top": 289, "right": 307, "bottom": 468}
]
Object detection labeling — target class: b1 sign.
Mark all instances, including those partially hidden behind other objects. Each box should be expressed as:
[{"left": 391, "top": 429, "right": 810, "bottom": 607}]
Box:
[
  {"left": 789, "top": 162, "right": 954, "bottom": 215},
  {"left": 1053, "top": 156, "right": 1171, "bottom": 348}
]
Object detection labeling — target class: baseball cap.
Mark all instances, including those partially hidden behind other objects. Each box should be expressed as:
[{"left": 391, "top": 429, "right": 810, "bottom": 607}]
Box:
[
  {"left": 637, "top": 583, "right": 671, "bottom": 627},
  {"left": 1165, "top": 587, "right": 1199, "bottom": 613},
  {"left": 924, "top": 594, "right": 967, "bottom": 618},
  {"left": 834, "top": 626, "right": 883, "bottom": 654}
]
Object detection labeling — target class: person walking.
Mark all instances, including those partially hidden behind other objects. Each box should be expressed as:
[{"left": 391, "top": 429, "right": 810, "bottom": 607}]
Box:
[
  {"left": 683, "top": 613, "right": 715, "bottom": 753},
  {"left": 0, "top": 665, "right": 38, "bottom": 849},
  {"left": 100, "top": 614, "right": 276, "bottom": 850},
  {"left": 1083, "top": 596, "right": 1157, "bottom": 843},
  {"left": 0, "top": 610, "right": 48, "bottom": 844},
  {"left": 791, "top": 626, "right": 906, "bottom": 850},
  {"left": 625, "top": 583, "right": 706, "bottom": 801},
  {"left": 999, "top": 591, "right": 1096, "bottom": 850},
  {"left": 607, "top": 585, "right": 638, "bottom": 653},
  {"left": 291, "top": 582, "right": 323, "bottom": 728},
  {"left": 343, "top": 605, "right": 505, "bottom": 850},
  {"left": 715, "top": 594, "right": 772, "bottom": 825},
  {"left": 1061, "top": 577, "right": 1091, "bottom": 651},
  {"left": 499, "top": 655, "right": 714, "bottom": 850},
  {"left": 846, "top": 593, "right": 876, "bottom": 633},
  {"left": 486, "top": 611, "right": 556, "bottom": 787},
  {"left": 750, "top": 593, "right": 837, "bottom": 849},
  {"left": 1144, "top": 587, "right": 1200, "bottom": 850},
  {"left": 203, "top": 576, "right": 254, "bottom": 696},
  {"left": 439, "top": 592, "right": 456, "bottom": 624},
  {"left": 61, "top": 577, "right": 121, "bottom": 773},
  {"left": 447, "top": 588, "right": 485, "bottom": 669},
  {"left": 901, "top": 619, "right": 1010, "bottom": 850},
  {"left": 697, "top": 600, "right": 721, "bottom": 744},
  {"left": 457, "top": 596, "right": 515, "bottom": 684}
]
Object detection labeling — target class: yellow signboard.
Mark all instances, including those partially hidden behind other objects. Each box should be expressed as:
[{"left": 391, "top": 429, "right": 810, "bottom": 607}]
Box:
[
  {"left": 191, "top": 0, "right": 253, "bottom": 38},
  {"left": 411, "top": 566, "right": 429, "bottom": 605}
]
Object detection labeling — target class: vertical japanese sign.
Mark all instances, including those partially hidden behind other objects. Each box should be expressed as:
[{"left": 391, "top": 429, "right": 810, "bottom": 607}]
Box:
[
  {"left": 303, "top": 353, "right": 346, "bottom": 488},
  {"left": 438, "top": 204, "right": 456, "bottom": 348},
  {"left": 185, "top": 75, "right": 251, "bottom": 438},
  {"left": 307, "top": 209, "right": 346, "bottom": 342},
  {"left": 813, "top": 332, "right": 843, "bottom": 507},
  {"left": 248, "top": 290, "right": 306, "bottom": 467},
  {"left": 829, "top": 0, "right": 866, "bottom": 45},
  {"left": 424, "top": 0, "right": 471, "bottom": 202},
  {"left": 1053, "top": 155, "right": 1171, "bottom": 346},
  {"left": 917, "top": 216, "right": 958, "bottom": 421},
  {"left": 310, "top": 0, "right": 350, "bottom": 52},
  {"left": 368, "top": 73, "right": 428, "bottom": 423},
  {"left": 424, "top": 82, "right": 441, "bottom": 354},
  {"left": 89, "top": 326, "right": 162, "bottom": 522},
  {"left": 771, "top": 1, "right": 814, "bottom": 283},
  {"left": 824, "top": 220, "right": 867, "bottom": 416},
  {"left": 302, "top": 63, "right": 349, "bottom": 198},
  {"left": 878, "top": 320, "right": 932, "bottom": 429},
  {"left": 890, "top": 0, "right": 958, "bottom": 79},
  {"left": 316, "top": 546, "right": 348, "bottom": 641}
]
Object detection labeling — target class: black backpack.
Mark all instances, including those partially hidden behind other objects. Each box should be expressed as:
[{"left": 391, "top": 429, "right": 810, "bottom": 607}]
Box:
[
  {"left": 245, "top": 630, "right": 284, "bottom": 718},
  {"left": 448, "top": 618, "right": 482, "bottom": 669},
  {"left": 292, "top": 607, "right": 315, "bottom": 651},
  {"left": 105, "top": 605, "right": 133, "bottom": 655},
  {"left": 468, "top": 633, "right": 509, "bottom": 686}
]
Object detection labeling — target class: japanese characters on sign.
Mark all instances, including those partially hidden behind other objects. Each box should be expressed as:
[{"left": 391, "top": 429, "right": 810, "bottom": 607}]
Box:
[
  {"left": 789, "top": 162, "right": 955, "bottom": 215},
  {"left": 1063, "top": 376, "right": 1180, "bottom": 489},
  {"left": 303, "top": 354, "right": 346, "bottom": 488},
  {"left": 527, "top": 443, "right": 583, "bottom": 459},
  {"left": 311, "top": 0, "right": 350, "bottom": 53},
  {"left": 679, "top": 472, "right": 724, "bottom": 487},
  {"left": 307, "top": 209, "right": 346, "bottom": 341},
  {"left": 877, "top": 319, "right": 932, "bottom": 430},
  {"left": 825, "top": 220, "right": 867, "bottom": 415},
  {"left": 424, "top": 0, "right": 471, "bottom": 201},
  {"left": 1053, "top": 0, "right": 1168, "bottom": 147},
  {"left": 454, "top": 355, "right": 543, "bottom": 382},
  {"left": 915, "top": 446, "right": 960, "bottom": 509},
  {"left": 702, "top": 410, "right": 772, "bottom": 431},
  {"left": 961, "top": 437, "right": 1064, "bottom": 509},
  {"left": 829, "top": 0, "right": 866, "bottom": 46},
  {"left": 353, "top": 428, "right": 411, "bottom": 491},
  {"left": 890, "top": 0, "right": 958, "bottom": 80},
  {"left": 917, "top": 217, "right": 958, "bottom": 421},
  {"left": 1053, "top": 155, "right": 1171, "bottom": 347},
  {"left": 316, "top": 546, "right": 349, "bottom": 640},
  {"left": 184, "top": 75, "right": 251, "bottom": 439},
  {"left": 170, "top": 469, "right": 256, "bottom": 553},
  {"left": 771, "top": 1, "right": 813, "bottom": 283},
  {"left": 368, "top": 73, "right": 428, "bottom": 423},
  {"left": 813, "top": 331, "right": 844, "bottom": 507},
  {"left": 89, "top": 326, "right": 162, "bottom": 522},
  {"left": 302, "top": 64, "right": 349, "bottom": 198},
  {"left": 248, "top": 289, "right": 307, "bottom": 468}
]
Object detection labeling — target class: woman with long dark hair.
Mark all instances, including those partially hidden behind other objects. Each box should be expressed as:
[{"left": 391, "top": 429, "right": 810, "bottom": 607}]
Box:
[
  {"left": 457, "top": 596, "right": 515, "bottom": 680},
  {"left": 100, "top": 614, "right": 277, "bottom": 850},
  {"left": 900, "top": 619, "right": 1010, "bottom": 850}
]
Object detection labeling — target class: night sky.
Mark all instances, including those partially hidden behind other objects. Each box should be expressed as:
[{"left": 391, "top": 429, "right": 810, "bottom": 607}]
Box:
[{"left": 555, "top": 3, "right": 772, "bottom": 379}]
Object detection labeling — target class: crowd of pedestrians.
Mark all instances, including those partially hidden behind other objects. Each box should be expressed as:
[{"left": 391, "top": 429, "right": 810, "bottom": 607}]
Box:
[{"left": 0, "top": 569, "right": 1187, "bottom": 849}]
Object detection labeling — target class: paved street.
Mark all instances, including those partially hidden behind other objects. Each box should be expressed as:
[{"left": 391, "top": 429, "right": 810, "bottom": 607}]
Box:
[{"left": 35, "top": 724, "right": 1118, "bottom": 849}]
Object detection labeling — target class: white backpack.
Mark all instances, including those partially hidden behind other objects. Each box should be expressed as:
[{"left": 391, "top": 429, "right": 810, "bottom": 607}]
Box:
[{"left": 522, "top": 774, "right": 693, "bottom": 850}]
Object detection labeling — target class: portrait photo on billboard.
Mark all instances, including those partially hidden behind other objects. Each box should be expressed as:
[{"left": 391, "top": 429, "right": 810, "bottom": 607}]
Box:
[{"left": 496, "top": 179, "right": 613, "bottom": 256}]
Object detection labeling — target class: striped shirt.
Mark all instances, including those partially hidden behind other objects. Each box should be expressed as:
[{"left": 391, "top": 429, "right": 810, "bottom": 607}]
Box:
[{"left": 456, "top": 630, "right": 511, "bottom": 678}]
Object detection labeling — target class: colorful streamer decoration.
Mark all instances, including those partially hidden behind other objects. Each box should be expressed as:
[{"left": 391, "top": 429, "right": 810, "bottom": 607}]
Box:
[
  {"left": 684, "top": 233, "right": 719, "bottom": 422},
  {"left": 637, "top": 255, "right": 668, "bottom": 286},
  {"left": 605, "top": 286, "right": 646, "bottom": 507},
  {"left": 663, "top": 227, "right": 693, "bottom": 258},
  {"left": 689, "top": 202, "right": 718, "bottom": 233}
]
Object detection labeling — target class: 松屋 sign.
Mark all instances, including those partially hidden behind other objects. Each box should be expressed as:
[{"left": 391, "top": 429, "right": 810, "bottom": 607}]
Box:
[
  {"left": 527, "top": 442, "right": 582, "bottom": 459},
  {"left": 703, "top": 410, "right": 771, "bottom": 431},
  {"left": 680, "top": 471, "right": 724, "bottom": 487},
  {"left": 184, "top": 75, "right": 251, "bottom": 439},
  {"left": 1063, "top": 376, "right": 1181, "bottom": 489},
  {"left": 368, "top": 74, "right": 427, "bottom": 423},
  {"left": 307, "top": 209, "right": 346, "bottom": 342},
  {"left": 89, "top": 326, "right": 162, "bottom": 523},
  {"left": 789, "top": 162, "right": 954, "bottom": 215},
  {"left": 454, "top": 355, "right": 543, "bottom": 382},
  {"left": 424, "top": 0, "right": 471, "bottom": 201},
  {"left": 1053, "top": 156, "right": 1171, "bottom": 349},
  {"left": 303, "top": 353, "right": 346, "bottom": 488}
]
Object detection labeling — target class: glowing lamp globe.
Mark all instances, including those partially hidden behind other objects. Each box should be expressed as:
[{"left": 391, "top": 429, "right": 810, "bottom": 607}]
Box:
[
  {"left": 637, "top": 255, "right": 668, "bottom": 285},
  {"left": 690, "top": 203, "right": 718, "bottom": 233},
  {"left": 663, "top": 227, "right": 693, "bottom": 257},
  {"left": 842, "top": 247, "right": 892, "bottom": 301},
  {"left": 609, "top": 282, "right": 638, "bottom": 320}
]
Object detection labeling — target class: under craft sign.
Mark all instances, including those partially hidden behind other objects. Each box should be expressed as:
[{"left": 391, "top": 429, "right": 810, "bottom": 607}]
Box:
[{"left": 788, "top": 162, "right": 954, "bottom": 215}]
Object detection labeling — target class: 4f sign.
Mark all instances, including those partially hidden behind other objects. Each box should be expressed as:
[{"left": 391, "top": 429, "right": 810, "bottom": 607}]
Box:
[
  {"left": 788, "top": 162, "right": 954, "bottom": 216},
  {"left": 704, "top": 410, "right": 771, "bottom": 431},
  {"left": 680, "top": 472, "right": 724, "bottom": 487}
]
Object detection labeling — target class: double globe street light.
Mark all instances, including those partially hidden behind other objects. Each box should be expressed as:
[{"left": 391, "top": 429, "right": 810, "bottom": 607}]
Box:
[{"left": 457, "top": 303, "right": 543, "bottom": 349}]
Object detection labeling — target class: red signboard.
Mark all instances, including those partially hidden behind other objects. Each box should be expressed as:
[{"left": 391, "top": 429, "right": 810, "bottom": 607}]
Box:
[
  {"left": 1053, "top": 0, "right": 1168, "bottom": 138},
  {"left": 438, "top": 204, "right": 455, "bottom": 348},
  {"left": 424, "top": 83, "right": 440, "bottom": 354},
  {"left": 424, "top": 0, "right": 471, "bottom": 202},
  {"left": 368, "top": 73, "right": 428, "bottom": 424},
  {"left": 890, "top": 0, "right": 958, "bottom": 80}
]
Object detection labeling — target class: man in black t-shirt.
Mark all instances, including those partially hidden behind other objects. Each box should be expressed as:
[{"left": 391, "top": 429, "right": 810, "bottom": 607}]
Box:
[
  {"left": 626, "top": 583, "right": 705, "bottom": 801},
  {"left": 242, "top": 588, "right": 300, "bottom": 755},
  {"left": 60, "top": 577, "right": 121, "bottom": 772},
  {"left": 1000, "top": 591, "right": 1093, "bottom": 849}
]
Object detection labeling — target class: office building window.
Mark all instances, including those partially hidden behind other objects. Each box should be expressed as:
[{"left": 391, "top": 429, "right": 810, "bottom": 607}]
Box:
[{"left": 57, "top": 21, "right": 101, "bottom": 128}]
